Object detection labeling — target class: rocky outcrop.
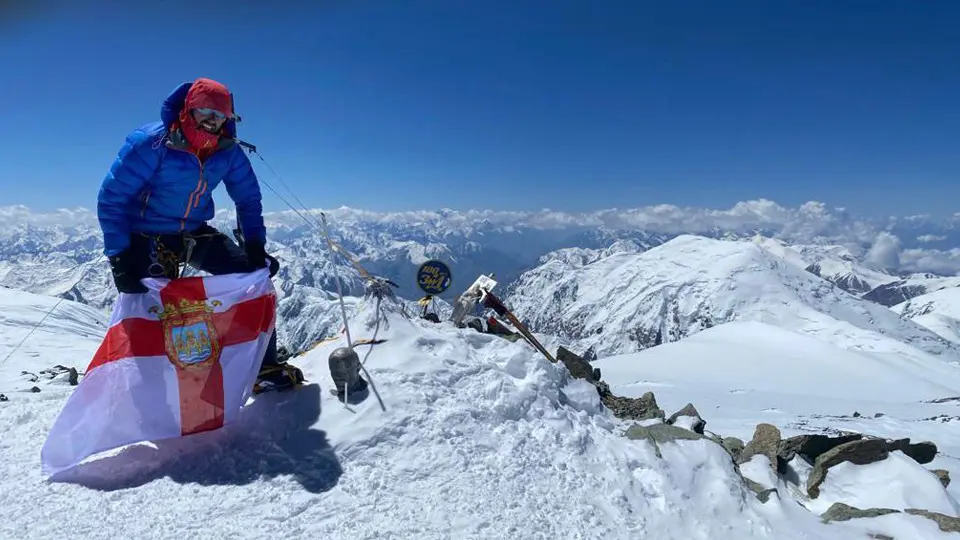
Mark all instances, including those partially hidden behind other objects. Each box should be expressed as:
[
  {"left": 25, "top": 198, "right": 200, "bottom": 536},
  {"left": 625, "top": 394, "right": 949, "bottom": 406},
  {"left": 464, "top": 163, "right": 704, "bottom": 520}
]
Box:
[
  {"left": 722, "top": 437, "right": 745, "bottom": 461},
  {"left": 625, "top": 422, "right": 703, "bottom": 458},
  {"left": 599, "top": 388, "right": 665, "bottom": 421},
  {"left": 933, "top": 469, "right": 951, "bottom": 488},
  {"left": 556, "top": 345, "right": 601, "bottom": 383},
  {"left": 904, "top": 509, "right": 960, "bottom": 533},
  {"left": 820, "top": 504, "right": 960, "bottom": 534},
  {"left": 555, "top": 346, "right": 665, "bottom": 421},
  {"left": 738, "top": 423, "right": 782, "bottom": 474},
  {"left": 806, "top": 437, "right": 940, "bottom": 498},
  {"left": 807, "top": 438, "right": 892, "bottom": 498},
  {"left": 820, "top": 502, "right": 900, "bottom": 523},
  {"left": 551, "top": 346, "right": 956, "bottom": 538},
  {"left": 888, "top": 439, "right": 937, "bottom": 465},
  {"left": 665, "top": 403, "right": 706, "bottom": 434},
  {"left": 778, "top": 433, "right": 862, "bottom": 465}
]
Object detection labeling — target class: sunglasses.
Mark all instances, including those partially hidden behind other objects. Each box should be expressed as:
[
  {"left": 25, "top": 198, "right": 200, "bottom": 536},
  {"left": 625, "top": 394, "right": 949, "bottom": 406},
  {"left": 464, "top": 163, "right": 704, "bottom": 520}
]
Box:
[{"left": 193, "top": 107, "right": 231, "bottom": 120}]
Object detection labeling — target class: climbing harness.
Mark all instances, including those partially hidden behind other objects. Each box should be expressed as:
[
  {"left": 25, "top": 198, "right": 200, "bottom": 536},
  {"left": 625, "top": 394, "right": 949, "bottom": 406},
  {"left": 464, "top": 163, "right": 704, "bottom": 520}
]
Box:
[{"left": 141, "top": 230, "right": 211, "bottom": 279}]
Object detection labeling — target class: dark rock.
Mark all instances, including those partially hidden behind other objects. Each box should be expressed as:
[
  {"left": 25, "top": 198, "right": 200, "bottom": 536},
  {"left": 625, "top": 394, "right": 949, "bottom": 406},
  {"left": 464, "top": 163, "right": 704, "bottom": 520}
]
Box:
[
  {"left": 722, "top": 437, "right": 745, "bottom": 461},
  {"left": 666, "top": 403, "right": 706, "bottom": 434},
  {"left": 904, "top": 509, "right": 960, "bottom": 533},
  {"left": 932, "top": 469, "right": 950, "bottom": 488},
  {"left": 625, "top": 422, "right": 703, "bottom": 458},
  {"left": 820, "top": 502, "right": 900, "bottom": 523},
  {"left": 779, "top": 433, "right": 862, "bottom": 465},
  {"left": 0, "top": 394, "right": 7, "bottom": 402},
  {"left": 556, "top": 346, "right": 599, "bottom": 383},
  {"left": 755, "top": 488, "right": 778, "bottom": 503},
  {"left": 808, "top": 439, "right": 891, "bottom": 498},
  {"left": 626, "top": 422, "right": 703, "bottom": 444},
  {"left": 739, "top": 423, "right": 782, "bottom": 474},
  {"left": 597, "top": 384, "right": 665, "bottom": 421},
  {"left": 868, "top": 534, "right": 894, "bottom": 540},
  {"left": 888, "top": 439, "right": 937, "bottom": 464},
  {"left": 862, "top": 281, "right": 927, "bottom": 307},
  {"left": 874, "top": 412, "right": 885, "bottom": 418},
  {"left": 741, "top": 475, "right": 770, "bottom": 500},
  {"left": 30, "top": 386, "right": 40, "bottom": 393},
  {"left": 853, "top": 411, "right": 861, "bottom": 418}
]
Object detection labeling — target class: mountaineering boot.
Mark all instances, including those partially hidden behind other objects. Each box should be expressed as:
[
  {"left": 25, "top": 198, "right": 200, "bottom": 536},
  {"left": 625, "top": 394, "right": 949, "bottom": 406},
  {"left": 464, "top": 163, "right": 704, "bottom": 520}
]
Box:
[
  {"left": 328, "top": 346, "right": 368, "bottom": 401},
  {"left": 253, "top": 359, "right": 305, "bottom": 395}
]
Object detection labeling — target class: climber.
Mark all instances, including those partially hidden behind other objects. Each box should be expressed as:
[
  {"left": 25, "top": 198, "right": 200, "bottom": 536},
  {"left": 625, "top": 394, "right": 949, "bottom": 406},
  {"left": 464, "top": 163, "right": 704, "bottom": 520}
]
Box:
[{"left": 95, "top": 77, "right": 303, "bottom": 393}]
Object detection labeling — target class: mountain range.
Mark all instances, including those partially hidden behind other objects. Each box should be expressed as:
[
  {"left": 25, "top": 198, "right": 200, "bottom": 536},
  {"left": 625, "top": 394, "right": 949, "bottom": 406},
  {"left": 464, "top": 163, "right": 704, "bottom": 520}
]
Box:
[
  {"left": 3, "top": 200, "right": 960, "bottom": 538},
  {"left": 3, "top": 199, "right": 960, "bottom": 355}
]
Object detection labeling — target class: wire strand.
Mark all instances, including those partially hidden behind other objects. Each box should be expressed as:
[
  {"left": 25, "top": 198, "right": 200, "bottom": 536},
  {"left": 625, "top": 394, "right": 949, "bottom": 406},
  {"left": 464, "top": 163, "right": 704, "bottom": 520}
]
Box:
[{"left": 0, "top": 254, "right": 106, "bottom": 374}]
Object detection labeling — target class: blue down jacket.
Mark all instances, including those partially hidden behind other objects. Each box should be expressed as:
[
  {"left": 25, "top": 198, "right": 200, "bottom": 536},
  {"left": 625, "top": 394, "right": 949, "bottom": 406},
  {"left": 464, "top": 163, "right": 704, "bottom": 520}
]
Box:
[{"left": 96, "top": 81, "right": 266, "bottom": 256}]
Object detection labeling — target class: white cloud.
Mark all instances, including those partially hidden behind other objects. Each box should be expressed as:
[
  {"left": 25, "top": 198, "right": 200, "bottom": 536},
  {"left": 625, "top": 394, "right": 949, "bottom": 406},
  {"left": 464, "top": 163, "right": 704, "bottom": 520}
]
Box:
[
  {"left": 864, "top": 232, "right": 902, "bottom": 270},
  {"left": 5, "top": 200, "right": 960, "bottom": 278},
  {"left": 0, "top": 205, "right": 98, "bottom": 229},
  {"left": 900, "top": 248, "right": 960, "bottom": 276}
]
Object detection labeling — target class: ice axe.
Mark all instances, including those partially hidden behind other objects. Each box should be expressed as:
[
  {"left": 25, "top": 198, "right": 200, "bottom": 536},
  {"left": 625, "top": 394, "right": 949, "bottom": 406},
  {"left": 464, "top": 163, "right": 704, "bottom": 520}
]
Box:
[{"left": 481, "top": 291, "right": 557, "bottom": 364}]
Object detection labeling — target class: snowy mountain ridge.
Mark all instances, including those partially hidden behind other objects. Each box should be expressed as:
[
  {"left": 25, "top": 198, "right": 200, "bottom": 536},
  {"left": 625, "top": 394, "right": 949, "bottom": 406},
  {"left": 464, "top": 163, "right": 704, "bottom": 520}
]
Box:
[
  {"left": 4, "top": 200, "right": 960, "bottom": 356},
  {"left": 504, "top": 235, "right": 959, "bottom": 363}
]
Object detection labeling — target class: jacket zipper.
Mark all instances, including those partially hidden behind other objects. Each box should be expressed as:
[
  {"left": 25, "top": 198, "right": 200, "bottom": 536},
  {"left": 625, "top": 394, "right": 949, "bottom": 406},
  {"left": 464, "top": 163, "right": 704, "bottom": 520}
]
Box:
[{"left": 180, "top": 152, "right": 204, "bottom": 232}]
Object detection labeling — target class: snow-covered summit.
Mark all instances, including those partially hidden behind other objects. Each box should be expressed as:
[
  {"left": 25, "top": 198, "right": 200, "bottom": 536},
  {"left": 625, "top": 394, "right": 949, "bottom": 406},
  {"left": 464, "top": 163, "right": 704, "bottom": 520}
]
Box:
[
  {"left": 0, "top": 296, "right": 956, "bottom": 540},
  {"left": 2, "top": 284, "right": 960, "bottom": 538},
  {"left": 751, "top": 235, "right": 898, "bottom": 295},
  {"left": 506, "top": 234, "right": 957, "bottom": 360}
]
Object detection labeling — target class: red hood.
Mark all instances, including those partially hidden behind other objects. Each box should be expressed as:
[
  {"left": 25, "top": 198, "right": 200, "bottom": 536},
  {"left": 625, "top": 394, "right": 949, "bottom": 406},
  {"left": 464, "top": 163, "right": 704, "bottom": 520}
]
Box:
[{"left": 177, "top": 78, "right": 234, "bottom": 158}]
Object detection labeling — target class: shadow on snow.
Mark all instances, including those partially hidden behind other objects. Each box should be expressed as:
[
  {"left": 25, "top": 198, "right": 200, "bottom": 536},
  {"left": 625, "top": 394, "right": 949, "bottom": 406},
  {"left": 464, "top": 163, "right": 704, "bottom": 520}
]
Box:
[{"left": 48, "top": 383, "right": 341, "bottom": 494}]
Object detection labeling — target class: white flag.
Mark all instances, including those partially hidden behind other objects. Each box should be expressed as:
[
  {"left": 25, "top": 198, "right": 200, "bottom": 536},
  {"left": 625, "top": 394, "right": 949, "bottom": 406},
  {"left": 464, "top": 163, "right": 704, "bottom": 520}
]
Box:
[{"left": 41, "top": 269, "right": 276, "bottom": 477}]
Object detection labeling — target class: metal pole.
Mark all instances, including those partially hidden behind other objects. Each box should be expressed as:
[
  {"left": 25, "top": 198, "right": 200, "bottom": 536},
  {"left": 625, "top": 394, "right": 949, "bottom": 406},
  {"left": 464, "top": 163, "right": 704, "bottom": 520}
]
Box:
[{"left": 319, "top": 212, "right": 353, "bottom": 349}]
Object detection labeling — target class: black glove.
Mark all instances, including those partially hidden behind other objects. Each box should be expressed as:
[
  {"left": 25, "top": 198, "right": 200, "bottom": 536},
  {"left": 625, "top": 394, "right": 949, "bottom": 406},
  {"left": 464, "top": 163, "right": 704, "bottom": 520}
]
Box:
[
  {"left": 244, "top": 240, "right": 267, "bottom": 269},
  {"left": 244, "top": 240, "right": 279, "bottom": 277},
  {"left": 108, "top": 249, "right": 147, "bottom": 294},
  {"left": 266, "top": 253, "right": 280, "bottom": 278}
]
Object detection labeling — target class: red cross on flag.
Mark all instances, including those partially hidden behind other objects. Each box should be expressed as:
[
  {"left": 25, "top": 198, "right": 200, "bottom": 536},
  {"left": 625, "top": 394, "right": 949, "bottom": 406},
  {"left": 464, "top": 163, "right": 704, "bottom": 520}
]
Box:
[{"left": 40, "top": 269, "right": 277, "bottom": 477}]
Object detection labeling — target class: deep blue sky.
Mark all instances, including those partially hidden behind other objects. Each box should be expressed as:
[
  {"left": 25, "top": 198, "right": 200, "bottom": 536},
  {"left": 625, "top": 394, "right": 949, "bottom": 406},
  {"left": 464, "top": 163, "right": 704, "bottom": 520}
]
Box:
[{"left": 1, "top": 1, "right": 958, "bottom": 217}]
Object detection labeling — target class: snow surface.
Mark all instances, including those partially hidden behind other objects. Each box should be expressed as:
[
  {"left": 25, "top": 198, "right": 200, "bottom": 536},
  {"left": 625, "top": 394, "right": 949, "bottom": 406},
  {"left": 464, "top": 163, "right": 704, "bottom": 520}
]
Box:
[
  {"left": 0, "top": 287, "right": 107, "bottom": 392},
  {"left": 3, "top": 293, "right": 958, "bottom": 538},
  {"left": 893, "top": 286, "right": 960, "bottom": 345},
  {"left": 806, "top": 450, "right": 959, "bottom": 516}
]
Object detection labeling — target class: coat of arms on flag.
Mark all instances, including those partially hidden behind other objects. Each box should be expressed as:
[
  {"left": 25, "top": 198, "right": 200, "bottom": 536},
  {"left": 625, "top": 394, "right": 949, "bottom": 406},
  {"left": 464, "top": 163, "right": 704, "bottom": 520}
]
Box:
[
  {"left": 40, "top": 269, "right": 277, "bottom": 477},
  {"left": 155, "top": 298, "right": 223, "bottom": 370}
]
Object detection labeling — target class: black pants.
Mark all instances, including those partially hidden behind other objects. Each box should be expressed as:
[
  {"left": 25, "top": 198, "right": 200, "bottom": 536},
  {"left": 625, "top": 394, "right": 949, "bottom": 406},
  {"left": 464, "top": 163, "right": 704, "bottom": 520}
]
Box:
[{"left": 128, "top": 223, "right": 279, "bottom": 367}]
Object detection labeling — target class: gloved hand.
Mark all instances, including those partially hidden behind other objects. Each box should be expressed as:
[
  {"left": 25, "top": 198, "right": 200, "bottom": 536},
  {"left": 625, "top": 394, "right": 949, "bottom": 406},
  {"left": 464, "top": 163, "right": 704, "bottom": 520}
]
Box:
[
  {"left": 266, "top": 253, "right": 280, "bottom": 278},
  {"left": 245, "top": 240, "right": 280, "bottom": 277},
  {"left": 108, "top": 249, "right": 147, "bottom": 294},
  {"left": 244, "top": 240, "right": 267, "bottom": 270}
]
